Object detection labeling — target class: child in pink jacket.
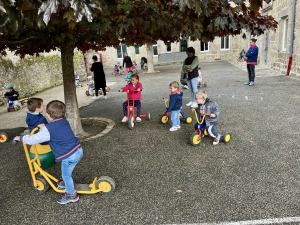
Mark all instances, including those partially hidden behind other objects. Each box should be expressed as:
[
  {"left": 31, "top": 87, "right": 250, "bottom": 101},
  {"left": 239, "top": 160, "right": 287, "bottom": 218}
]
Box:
[{"left": 119, "top": 74, "right": 143, "bottom": 122}]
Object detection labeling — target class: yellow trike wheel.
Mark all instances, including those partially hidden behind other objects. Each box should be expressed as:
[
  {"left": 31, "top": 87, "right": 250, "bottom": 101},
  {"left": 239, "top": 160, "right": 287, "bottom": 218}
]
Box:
[
  {"left": 31, "top": 177, "right": 49, "bottom": 194},
  {"left": 190, "top": 132, "right": 201, "bottom": 146},
  {"left": 160, "top": 115, "right": 168, "bottom": 124},
  {"left": 0, "top": 132, "right": 8, "bottom": 143},
  {"left": 96, "top": 176, "right": 116, "bottom": 196},
  {"left": 185, "top": 117, "right": 193, "bottom": 124},
  {"left": 223, "top": 133, "right": 231, "bottom": 143}
]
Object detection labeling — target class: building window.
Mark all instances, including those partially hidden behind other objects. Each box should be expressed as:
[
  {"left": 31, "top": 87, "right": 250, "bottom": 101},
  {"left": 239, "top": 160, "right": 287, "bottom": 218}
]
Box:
[
  {"left": 117, "top": 44, "right": 127, "bottom": 58},
  {"left": 153, "top": 44, "right": 158, "bottom": 56},
  {"left": 200, "top": 41, "right": 209, "bottom": 52},
  {"left": 134, "top": 45, "right": 140, "bottom": 55},
  {"left": 220, "top": 36, "right": 230, "bottom": 50},
  {"left": 180, "top": 40, "right": 188, "bottom": 52},
  {"left": 166, "top": 42, "right": 172, "bottom": 53},
  {"left": 281, "top": 17, "right": 288, "bottom": 51}
]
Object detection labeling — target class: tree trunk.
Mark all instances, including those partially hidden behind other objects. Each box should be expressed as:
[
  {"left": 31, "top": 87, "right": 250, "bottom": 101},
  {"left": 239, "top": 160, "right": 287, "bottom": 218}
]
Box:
[
  {"left": 60, "top": 44, "right": 84, "bottom": 136},
  {"left": 146, "top": 43, "right": 155, "bottom": 73}
]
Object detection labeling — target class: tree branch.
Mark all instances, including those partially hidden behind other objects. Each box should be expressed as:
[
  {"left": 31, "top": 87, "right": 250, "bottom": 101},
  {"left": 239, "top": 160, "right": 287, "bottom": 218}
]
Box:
[{"left": 0, "top": 36, "right": 37, "bottom": 44}]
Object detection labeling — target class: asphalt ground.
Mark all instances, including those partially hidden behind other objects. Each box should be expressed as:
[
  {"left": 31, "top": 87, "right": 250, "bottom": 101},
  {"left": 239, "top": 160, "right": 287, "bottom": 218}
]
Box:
[{"left": 1, "top": 60, "right": 300, "bottom": 225}]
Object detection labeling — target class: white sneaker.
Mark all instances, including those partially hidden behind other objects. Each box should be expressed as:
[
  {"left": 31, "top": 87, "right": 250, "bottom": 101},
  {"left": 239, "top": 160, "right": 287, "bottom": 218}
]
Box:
[
  {"left": 176, "top": 125, "right": 181, "bottom": 129},
  {"left": 92, "top": 96, "right": 98, "bottom": 100},
  {"left": 186, "top": 101, "right": 193, "bottom": 106},
  {"left": 190, "top": 102, "right": 198, "bottom": 108},
  {"left": 213, "top": 134, "right": 221, "bottom": 145},
  {"left": 104, "top": 95, "right": 107, "bottom": 99},
  {"left": 136, "top": 117, "right": 141, "bottom": 122},
  {"left": 169, "top": 127, "right": 178, "bottom": 131},
  {"left": 122, "top": 116, "right": 128, "bottom": 122}
]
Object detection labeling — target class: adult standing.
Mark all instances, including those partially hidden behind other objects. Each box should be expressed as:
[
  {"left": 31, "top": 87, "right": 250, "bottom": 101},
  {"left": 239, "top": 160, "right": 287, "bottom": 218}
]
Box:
[
  {"left": 181, "top": 47, "right": 199, "bottom": 108},
  {"left": 90, "top": 55, "right": 107, "bottom": 100},
  {"left": 123, "top": 53, "right": 133, "bottom": 74},
  {"left": 244, "top": 38, "right": 259, "bottom": 86}
]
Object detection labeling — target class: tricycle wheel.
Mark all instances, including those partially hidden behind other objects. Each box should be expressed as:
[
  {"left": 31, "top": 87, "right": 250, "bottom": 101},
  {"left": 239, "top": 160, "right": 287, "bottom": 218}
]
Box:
[
  {"left": 31, "top": 177, "right": 49, "bottom": 194},
  {"left": 204, "top": 129, "right": 208, "bottom": 136},
  {"left": 190, "top": 132, "right": 201, "bottom": 146},
  {"left": 160, "top": 115, "right": 168, "bottom": 124},
  {"left": 223, "top": 133, "right": 231, "bottom": 143},
  {"left": 148, "top": 112, "right": 151, "bottom": 120},
  {"left": 0, "top": 132, "right": 8, "bottom": 143},
  {"left": 128, "top": 115, "right": 134, "bottom": 129},
  {"left": 96, "top": 176, "right": 116, "bottom": 195},
  {"left": 185, "top": 117, "right": 193, "bottom": 124}
]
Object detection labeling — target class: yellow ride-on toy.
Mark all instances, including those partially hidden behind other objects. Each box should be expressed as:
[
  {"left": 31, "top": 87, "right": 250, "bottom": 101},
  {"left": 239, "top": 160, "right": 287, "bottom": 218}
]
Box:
[
  {"left": 12, "top": 128, "right": 115, "bottom": 195},
  {"left": 160, "top": 98, "right": 192, "bottom": 124},
  {"left": 190, "top": 110, "right": 231, "bottom": 146},
  {"left": 0, "top": 132, "right": 8, "bottom": 143}
]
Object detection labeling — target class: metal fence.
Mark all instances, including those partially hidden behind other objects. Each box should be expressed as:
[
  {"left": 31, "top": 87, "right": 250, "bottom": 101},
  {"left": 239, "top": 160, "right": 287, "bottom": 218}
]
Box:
[{"left": 158, "top": 52, "right": 186, "bottom": 64}]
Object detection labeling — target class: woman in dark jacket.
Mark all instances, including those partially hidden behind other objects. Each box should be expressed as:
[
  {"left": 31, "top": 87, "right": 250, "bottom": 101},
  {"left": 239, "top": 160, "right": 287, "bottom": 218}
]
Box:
[
  {"left": 123, "top": 53, "right": 133, "bottom": 74},
  {"left": 90, "top": 55, "right": 107, "bottom": 100},
  {"left": 181, "top": 47, "right": 199, "bottom": 108}
]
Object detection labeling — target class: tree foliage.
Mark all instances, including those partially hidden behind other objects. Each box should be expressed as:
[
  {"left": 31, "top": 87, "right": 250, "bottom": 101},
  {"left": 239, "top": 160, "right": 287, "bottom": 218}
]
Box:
[{"left": 0, "top": 0, "right": 278, "bottom": 135}]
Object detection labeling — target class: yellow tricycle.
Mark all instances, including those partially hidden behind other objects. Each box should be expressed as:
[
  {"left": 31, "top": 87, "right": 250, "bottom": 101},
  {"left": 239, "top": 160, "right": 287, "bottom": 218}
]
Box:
[{"left": 190, "top": 110, "right": 231, "bottom": 146}]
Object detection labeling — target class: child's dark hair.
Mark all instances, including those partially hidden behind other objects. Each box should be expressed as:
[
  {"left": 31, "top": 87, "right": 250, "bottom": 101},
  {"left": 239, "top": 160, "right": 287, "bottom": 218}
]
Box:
[
  {"left": 46, "top": 100, "right": 66, "bottom": 119},
  {"left": 92, "top": 55, "right": 98, "bottom": 61},
  {"left": 27, "top": 98, "right": 43, "bottom": 112},
  {"left": 130, "top": 74, "right": 139, "bottom": 81}
]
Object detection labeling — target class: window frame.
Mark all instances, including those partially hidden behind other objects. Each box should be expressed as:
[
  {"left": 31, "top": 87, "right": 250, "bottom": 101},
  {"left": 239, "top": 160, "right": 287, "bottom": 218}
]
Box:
[
  {"left": 200, "top": 41, "right": 209, "bottom": 52},
  {"left": 281, "top": 17, "right": 288, "bottom": 52},
  {"left": 180, "top": 40, "right": 188, "bottom": 52},
  {"left": 166, "top": 42, "right": 172, "bottom": 53},
  {"left": 220, "top": 36, "right": 230, "bottom": 50},
  {"left": 116, "top": 44, "right": 127, "bottom": 59},
  {"left": 152, "top": 44, "right": 158, "bottom": 56}
]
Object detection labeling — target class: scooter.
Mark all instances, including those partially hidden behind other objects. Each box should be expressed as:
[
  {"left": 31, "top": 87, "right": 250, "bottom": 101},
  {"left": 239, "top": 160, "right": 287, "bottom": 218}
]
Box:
[
  {"left": 160, "top": 98, "right": 192, "bottom": 124},
  {"left": 12, "top": 128, "right": 115, "bottom": 195}
]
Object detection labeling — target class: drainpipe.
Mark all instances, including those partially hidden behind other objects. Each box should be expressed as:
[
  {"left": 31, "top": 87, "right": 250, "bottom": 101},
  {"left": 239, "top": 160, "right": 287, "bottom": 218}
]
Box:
[{"left": 286, "top": 0, "right": 296, "bottom": 76}]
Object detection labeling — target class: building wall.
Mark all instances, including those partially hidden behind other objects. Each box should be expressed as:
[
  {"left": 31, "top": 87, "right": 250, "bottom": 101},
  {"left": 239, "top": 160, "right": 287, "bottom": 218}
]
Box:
[{"left": 258, "top": 0, "right": 299, "bottom": 76}]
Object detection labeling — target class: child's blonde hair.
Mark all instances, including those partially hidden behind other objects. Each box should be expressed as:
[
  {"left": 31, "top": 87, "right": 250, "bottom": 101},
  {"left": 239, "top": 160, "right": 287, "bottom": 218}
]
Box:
[
  {"left": 195, "top": 90, "right": 207, "bottom": 100},
  {"left": 169, "top": 81, "right": 179, "bottom": 89}
]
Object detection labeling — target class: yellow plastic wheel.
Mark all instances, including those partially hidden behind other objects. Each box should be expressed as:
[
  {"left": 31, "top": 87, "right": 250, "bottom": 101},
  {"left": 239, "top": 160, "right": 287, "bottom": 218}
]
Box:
[
  {"left": 185, "top": 117, "right": 193, "bottom": 124},
  {"left": 223, "top": 133, "right": 231, "bottom": 143},
  {"left": 0, "top": 132, "right": 8, "bottom": 143},
  {"left": 204, "top": 129, "right": 208, "bottom": 136},
  {"left": 96, "top": 176, "right": 115, "bottom": 195},
  {"left": 178, "top": 113, "right": 182, "bottom": 119},
  {"left": 190, "top": 132, "right": 201, "bottom": 146},
  {"left": 31, "top": 177, "right": 49, "bottom": 194},
  {"left": 160, "top": 115, "right": 168, "bottom": 124}
]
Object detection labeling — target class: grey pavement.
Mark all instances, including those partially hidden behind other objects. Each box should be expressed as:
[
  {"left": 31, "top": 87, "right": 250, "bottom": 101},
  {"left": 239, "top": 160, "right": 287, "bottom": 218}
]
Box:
[{"left": 1, "top": 60, "right": 300, "bottom": 225}]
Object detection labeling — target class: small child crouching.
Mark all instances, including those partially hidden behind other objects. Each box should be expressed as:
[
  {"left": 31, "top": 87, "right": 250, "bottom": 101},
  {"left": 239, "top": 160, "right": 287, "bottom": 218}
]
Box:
[{"left": 3, "top": 85, "right": 20, "bottom": 111}]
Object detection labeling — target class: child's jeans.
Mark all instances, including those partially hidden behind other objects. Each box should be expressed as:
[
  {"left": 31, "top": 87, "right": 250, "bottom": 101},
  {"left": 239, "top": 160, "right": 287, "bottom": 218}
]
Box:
[
  {"left": 7, "top": 100, "right": 19, "bottom": 107},
  {"left": 171, "top": 110, "right": 180, "bottom": 127},
  {"left": 123, "top": 100, "right": 141, "bottom": 117},
  {"left": 194, "top": 123, "right": 218, "bottom": 138},
  {"left": 61, "top": 147, "right": 83, "bottom": 194}
]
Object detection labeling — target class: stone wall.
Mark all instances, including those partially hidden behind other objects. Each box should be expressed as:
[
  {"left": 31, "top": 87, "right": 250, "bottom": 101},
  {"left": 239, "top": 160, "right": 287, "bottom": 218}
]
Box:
[{"left": 0, "top": 50, "right": 86, "bottom": 105}]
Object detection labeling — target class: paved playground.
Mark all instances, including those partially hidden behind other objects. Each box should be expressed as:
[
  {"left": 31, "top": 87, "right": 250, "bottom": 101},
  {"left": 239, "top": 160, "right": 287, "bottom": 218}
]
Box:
[{"left": 1, "top": 60, "right": 300, "bottom": 225}]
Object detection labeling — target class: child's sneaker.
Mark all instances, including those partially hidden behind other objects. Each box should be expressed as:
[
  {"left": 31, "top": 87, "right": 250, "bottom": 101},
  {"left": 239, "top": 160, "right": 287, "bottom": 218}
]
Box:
[
  {"left": 104, "top": 95, "right": 107, "bottom": 99},
  {"left": 169, "top": 127, "right": 178, "bottom": 131},
  {"left": 213, "top": 134, "right": 221, "bottom": 145},
  {"left": 136, "top": 117, "right": 142, "bottom": 122},
  {"left": 57, "top": 192, "right": 79, "bottom": 204},
  {"left": 57, "top": 179, "right": 65, "bottom": 189},
  {"left": 92, "top": 96, "right": 99, "bottom": 100},
  {"left": 122, "top": 116, "right": 128, "bottom": 122},
  {"left": 176, "top": 125, "right": 181, "bottom": 129}
]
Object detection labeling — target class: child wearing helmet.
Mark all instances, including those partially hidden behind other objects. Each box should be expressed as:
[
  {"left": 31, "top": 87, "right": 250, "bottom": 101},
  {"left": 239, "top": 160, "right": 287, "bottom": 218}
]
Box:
[{"left": 3, "top": 85, "right": 20, "bottom": 111}]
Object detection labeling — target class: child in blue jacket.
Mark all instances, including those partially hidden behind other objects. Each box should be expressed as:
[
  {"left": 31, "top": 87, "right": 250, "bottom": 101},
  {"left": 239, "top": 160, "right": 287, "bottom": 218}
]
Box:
[
  {"left": 14, "top": 100, "right": 83, "bottom": 205},
  {"left": 167, "top": 81, "right": 183, "bottom": 131}
]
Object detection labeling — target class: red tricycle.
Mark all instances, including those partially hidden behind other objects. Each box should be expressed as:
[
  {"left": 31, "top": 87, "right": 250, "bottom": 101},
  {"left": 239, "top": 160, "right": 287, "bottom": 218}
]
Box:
[
  {"left": 123, "top": 90, "right": 150, "bottom": 129},
  {"left": 0, "top": 132, "right": 8, "bottom": 143}
]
